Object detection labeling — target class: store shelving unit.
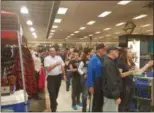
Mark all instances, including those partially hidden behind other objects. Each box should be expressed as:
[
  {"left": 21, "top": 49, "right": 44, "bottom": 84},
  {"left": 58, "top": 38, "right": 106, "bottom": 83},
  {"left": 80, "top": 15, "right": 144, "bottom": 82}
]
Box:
[
  {"left": 1, "top": 11, "right": 28, "bottom": 112},
  {"left": 132, "top": 76, "right": 154, "bottom": 112}
]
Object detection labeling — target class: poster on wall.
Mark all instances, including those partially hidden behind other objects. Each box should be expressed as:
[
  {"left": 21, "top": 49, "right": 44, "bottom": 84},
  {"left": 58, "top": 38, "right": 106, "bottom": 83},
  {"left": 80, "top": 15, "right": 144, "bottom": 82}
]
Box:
[{"left": 128, "top": 39, "right": 140, "bottom": 68}]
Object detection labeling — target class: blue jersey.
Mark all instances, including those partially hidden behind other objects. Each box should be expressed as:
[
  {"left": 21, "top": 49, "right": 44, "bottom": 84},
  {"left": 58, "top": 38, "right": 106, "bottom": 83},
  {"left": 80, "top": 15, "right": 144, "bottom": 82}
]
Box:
[{"left": 87, "top": 54, "right": 103, "bottom": 87}]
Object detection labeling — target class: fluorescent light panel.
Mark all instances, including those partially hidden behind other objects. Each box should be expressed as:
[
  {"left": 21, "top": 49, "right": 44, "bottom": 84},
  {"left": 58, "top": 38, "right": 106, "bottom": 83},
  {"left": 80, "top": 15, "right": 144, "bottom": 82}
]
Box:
[
  {"left": 30, "top": 27, "right": 35, "bottom": 32},
  {"left": 71, "top": 34, "right": 74, "bottom": 36},
  {"left": 32, "top": 32, "right": 36, "bottom": 36},
  {"left": 89, "top": 34, "right": 93, "bottom": 36},
  {"left": 115, "top": 22, "right": 125, "bottom": 26},
  {"left": 51, "top": 30, "right": 55, "bottom": 32},
  {"left": 74, "top": 31, "right": 79, "bottom": 33},
  {"left": 104, "top": 28, "right": 111, "bottom": 31},
  {"left": 54, "top": 19, "right": 62, "bottom": 23},
  {"left": 98, "top": 11, "right": 112, "bottom": 17},
  {"left": 34, "top": 35, "right": 37, "bottom": 39},
  {"left": 95, "top": 31, "right": 101, "bottom": 34},
  {"left": 133, "top": 14, "right": 147, "bottom": 20},
  {"left": 146, "top": 30, "right": 152, "bottom": 32},
  {"left": 20, "top": 6, "right": 29, "bottom": 14},
  {"left": 79, "top": 27, "right": 86, "bottom": 30},
  {"left": 140, "top": 24, "right": 151, "bottom": 27},
  {"left": 87, "top": 21, "right": 96, "bottom": 25},
  {"left": 27, "top": 20, "right": 33, "bottom": 25},
  {"left": 84, "top": 36, "right": 88, "bottom": 39},
  {"left": 52, "top": 25, "right": 58, "bottom": 28},
  {"left": 49, "top": 36, "right": 52, "bottom": 39},
  {"left": 57, "top": 7, "right": 68, "bottom": 15},
  {"left": 117, "top": 1, "right": 132, "bottom": 5},
  {"left": 115, "top": 32, "right": 120, "bottom": 34}
]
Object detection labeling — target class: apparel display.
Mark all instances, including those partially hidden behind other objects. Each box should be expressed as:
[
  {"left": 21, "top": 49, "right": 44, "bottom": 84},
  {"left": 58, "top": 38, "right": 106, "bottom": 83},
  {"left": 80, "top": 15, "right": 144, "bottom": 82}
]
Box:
[{"left": 1, "top": 11, "right": 30, "bottom": 112}]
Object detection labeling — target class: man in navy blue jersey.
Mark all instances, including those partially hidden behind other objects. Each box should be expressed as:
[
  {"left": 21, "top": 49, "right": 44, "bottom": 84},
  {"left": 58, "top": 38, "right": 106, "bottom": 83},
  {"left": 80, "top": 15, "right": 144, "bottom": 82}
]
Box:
[{"left": 87, "top": 43, "right": 107, "bottom": 112}]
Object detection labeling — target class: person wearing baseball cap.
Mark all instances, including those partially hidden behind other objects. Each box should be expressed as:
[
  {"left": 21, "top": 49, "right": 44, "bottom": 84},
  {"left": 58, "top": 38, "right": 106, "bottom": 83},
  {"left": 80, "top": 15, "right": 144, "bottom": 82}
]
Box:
[
  {"left": 87, "top": 43, "right": 107, "bottom": 112},
  {"left": 102, "top": 45, "right": 122, "bottom": 112}
]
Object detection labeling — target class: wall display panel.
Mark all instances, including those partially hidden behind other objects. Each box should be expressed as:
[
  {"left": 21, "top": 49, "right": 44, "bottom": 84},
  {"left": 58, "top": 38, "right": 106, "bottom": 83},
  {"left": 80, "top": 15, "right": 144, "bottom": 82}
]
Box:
[{"left": 128, "top": 39, "right": 140, "bottom": 68}]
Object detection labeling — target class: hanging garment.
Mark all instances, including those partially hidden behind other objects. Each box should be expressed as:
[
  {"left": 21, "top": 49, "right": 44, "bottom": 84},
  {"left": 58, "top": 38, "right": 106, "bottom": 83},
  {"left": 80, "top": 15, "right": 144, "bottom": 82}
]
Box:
[
  {"left": 38, "top": 66, "right": 46, "bottom": 89},
  {"left": 13, "top": 47, "right": 37, "bottom": 98}
]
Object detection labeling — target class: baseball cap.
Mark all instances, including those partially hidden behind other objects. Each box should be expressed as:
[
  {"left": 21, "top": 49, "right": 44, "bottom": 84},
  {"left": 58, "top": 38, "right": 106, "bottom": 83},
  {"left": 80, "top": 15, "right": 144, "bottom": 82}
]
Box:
[
  {"left": 96, "top": 43, "right": 107, "bottom": 50},
  {"left": 107, "top": 45, "right": 121, "bottom": 53}
]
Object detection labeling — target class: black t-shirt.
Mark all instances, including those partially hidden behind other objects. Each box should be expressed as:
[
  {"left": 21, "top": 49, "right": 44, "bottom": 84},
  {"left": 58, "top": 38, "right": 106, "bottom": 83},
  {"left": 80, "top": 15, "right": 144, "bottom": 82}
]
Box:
[
  {"left": 65, "top": 60, "right": 70, "bottom": 70},
  {"left": 117, "top": 59, "right": 133, "bottom": 87},
  {"left": 69, "top": 59, "right": 80, "bottom": 75}
]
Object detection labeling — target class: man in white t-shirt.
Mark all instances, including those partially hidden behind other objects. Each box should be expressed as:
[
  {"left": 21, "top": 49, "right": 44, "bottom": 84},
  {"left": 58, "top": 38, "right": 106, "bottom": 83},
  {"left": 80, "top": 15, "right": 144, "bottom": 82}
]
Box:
[{"left": 44, "top": 47, "right": 65, "bottom": 112}]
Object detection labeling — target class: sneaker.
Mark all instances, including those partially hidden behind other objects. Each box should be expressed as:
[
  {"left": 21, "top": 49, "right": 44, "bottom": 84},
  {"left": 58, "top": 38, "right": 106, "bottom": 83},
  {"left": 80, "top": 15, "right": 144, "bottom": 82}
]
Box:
[
  {"left": 77, "top": 103, "right": 83, "bottom": 107},
  {"left": 72, "top": 106, "right": 78, "bottom": 110}
]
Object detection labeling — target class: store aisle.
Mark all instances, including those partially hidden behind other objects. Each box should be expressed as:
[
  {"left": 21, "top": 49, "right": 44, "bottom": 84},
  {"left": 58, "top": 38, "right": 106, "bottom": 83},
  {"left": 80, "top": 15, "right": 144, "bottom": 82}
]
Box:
[{"left": 57, "top": 80, "right": 82, "bottom": 112}]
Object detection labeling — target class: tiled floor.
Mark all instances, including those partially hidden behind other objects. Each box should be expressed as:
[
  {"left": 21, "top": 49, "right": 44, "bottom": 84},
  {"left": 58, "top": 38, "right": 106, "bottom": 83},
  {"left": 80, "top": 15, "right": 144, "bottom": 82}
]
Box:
[
  {"left": 57, "top": 81, "right": 82, "bottom": 112},
  {"left": 29, "top": 80, "right": 83, "bottom": 112}
]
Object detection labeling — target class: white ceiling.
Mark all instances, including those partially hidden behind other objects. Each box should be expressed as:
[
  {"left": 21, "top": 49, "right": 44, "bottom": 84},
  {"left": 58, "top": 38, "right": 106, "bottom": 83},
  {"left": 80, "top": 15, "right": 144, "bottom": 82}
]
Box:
[{"left": 1, "top": 1, "right": 153, "bottom": 44}]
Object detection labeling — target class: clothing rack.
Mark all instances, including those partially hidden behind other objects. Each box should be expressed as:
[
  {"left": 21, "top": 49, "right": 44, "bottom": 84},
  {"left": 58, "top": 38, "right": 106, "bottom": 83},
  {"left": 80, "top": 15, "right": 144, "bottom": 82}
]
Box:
[{"left": 1, "top": 11, "right": 28, "bottom": 111}]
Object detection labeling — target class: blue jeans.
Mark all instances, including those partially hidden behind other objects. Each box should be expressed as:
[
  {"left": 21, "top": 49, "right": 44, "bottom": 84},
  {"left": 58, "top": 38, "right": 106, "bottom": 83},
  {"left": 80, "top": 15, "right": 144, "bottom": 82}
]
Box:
[
  {"left": 81, "top": 76, "right": 88, "bottom": 112},
  {"left": 66, "top": 71, "right": 71, "bottom": 91}
]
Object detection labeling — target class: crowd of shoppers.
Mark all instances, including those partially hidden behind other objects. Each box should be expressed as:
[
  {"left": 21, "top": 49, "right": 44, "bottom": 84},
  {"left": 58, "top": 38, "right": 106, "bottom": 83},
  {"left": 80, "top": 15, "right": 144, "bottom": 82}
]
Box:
[{"left": 31, "top": 44, "right": 153, "bottom": 112}]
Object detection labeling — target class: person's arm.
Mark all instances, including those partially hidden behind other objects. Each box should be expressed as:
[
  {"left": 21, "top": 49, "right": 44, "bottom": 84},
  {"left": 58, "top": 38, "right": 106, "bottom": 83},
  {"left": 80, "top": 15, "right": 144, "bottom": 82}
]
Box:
[
  {"left": 69, "top": 64, "right": 77, "bottom": 72},
  {"left": 87, "top": 59, "right": 96, "bottom": 94},
  {"left": 119, "top": 69, "right": 134, "bottom": 78},
  {"left": 44, "top": 58, "right": 61, "bottom": 72},
  {"left": 78, "top": 61, "right": 84, "bottom": 75},
  {"left": 117, "top": 60, "right": 135, "bottom": 78},
  {"left": 137, "top": 60, "right": 153, "bottom": 73},
  {"left": 60, "top": 57, "right": 66, "bottom": 76}
]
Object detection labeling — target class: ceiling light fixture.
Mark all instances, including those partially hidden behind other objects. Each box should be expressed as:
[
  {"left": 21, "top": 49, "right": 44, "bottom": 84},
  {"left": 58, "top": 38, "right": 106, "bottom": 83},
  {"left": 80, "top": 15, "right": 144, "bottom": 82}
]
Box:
[
  {"left": 30, "top": 27, "right": 35, "bottom": 32},
  {"left": 104, "top": 28, "right": 111, "bottom": 31},
  {"left": 54, "top": 19, "right": 62, "bottom": 23},
  {"left": 84, "top": 36, "right": 88, "bottom": 39},
  {"left": 146, "top": 30, "right": 152, "bottom": 32},
  {"left": 87, "top": 21, "right": 96, "bottom": 25},
  {"left": 89, "top": 34, "right": 93, "bottom": 36},
  {"left": 57, "top": 7, "right": 68, "bottom": 15},
  {"left": 26, "top": 20, "right": 33, "bottom": 25},
  {"left": 98, "top": 11, "right": 112, "bottom": 17},
  {"left": 95, "top": 31, "right": 101, "bottom": 34},
  {"left": 133, "top": 14, "right": 148, "bottom": 20},
  {"left": 34, "top": 35, "right": 37, "bottom": 39},
  {"left": 117, "top": 1, "right": 132, "bottom": 5},
  {"left": 20, "top": 6, "right": 29, "bottom": 14},
  {"left": 71, "top": 34, "right": 74, "bottom": 36},
  {"left": 115, "top": 22, "right": 125, "bottom": 26},
  {"left": 79, "top": 27, "right": 86, "bottom": 30},
  {"left": 49, "top": 36, "right": 52, "bottom": 39},
  {"left": 51, "top": 30, "right": 55, "bottom": 32},
  {"left": 140, "top": 24, "right": 151, "bottom": 27},
  {"left": 74, "top": 31, "right": 79, "bottom": 33},
  {"left": 115, "top": 32, "right": 120, "bottom": 34},
  {"left": 32, "top": 32, "right": 37, "bottom": 37},
  {"left": 52, "top": 25, "right": 58, "bottom": 28}
]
